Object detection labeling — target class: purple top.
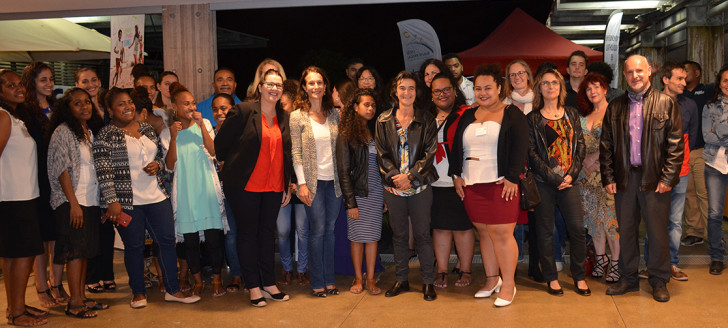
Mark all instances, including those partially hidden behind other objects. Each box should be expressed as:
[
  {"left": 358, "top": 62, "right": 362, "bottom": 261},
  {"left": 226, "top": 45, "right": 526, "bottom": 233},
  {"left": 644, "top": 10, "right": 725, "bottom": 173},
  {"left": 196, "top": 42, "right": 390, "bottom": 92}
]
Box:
[{"left": 628, "top": 94, "right": 643, "bottom": 166}]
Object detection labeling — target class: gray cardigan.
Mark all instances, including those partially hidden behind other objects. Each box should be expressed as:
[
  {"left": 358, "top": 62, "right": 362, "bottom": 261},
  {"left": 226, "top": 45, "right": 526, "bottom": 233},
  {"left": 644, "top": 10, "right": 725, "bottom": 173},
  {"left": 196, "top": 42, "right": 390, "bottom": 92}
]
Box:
[
  {"left": 289, "top": 108, "right": 341, "bottom": 200},
  {"left": 47, "top": 123, "right": 98, "bottom": 210}
]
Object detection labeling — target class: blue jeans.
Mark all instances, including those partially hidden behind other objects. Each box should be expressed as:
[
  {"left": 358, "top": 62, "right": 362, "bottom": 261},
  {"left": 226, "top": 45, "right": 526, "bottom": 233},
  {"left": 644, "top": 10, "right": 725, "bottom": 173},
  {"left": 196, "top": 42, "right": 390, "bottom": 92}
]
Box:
[
  {"left": 645, "top": 174, "right": 688, "bottom": 266},
  {"left": 117, "top": 199, "right": 179, "bottom": 295},
  {"left": 705, "top": 166, "right": 728, "bottom": 261},
  {"left": 277, "top": 203, "right": 309, "bottom": 273},
  {"left": 223, "top": 199, "right": 242, "bottom": 277},
  {"left": 306, "top": 180, "right": 342, "bottom": 290},
  {"left": 514, "top": 225, "right": 525, "bottom": 261}
]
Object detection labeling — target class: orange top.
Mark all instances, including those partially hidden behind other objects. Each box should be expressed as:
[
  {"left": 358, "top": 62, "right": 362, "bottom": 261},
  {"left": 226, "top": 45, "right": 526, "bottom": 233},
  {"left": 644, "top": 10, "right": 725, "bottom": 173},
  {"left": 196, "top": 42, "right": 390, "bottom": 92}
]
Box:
[
  {"left": 245, "top": 114, "right": 285, "bottom": 192},
  {"left": 679, "top": 134, "right": 690, "bottom": 177}
]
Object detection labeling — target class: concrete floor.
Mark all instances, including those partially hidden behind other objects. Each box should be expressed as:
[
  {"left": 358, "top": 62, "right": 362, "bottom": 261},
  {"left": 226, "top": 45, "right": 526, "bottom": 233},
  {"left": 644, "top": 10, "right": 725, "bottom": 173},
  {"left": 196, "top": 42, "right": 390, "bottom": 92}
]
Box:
[{"left": 4, "top": 248, "right": 728, "bottom": 328}]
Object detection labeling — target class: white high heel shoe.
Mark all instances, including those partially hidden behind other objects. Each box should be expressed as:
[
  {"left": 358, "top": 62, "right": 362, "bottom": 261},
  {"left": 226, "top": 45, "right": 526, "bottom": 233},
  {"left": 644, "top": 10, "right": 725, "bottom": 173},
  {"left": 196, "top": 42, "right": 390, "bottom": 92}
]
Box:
[
  {"left": 494, "top": 286, "right": 516, "bottom": 307},
  {"left": 474, "top": 277, "right": 502, "bottom": 298}
]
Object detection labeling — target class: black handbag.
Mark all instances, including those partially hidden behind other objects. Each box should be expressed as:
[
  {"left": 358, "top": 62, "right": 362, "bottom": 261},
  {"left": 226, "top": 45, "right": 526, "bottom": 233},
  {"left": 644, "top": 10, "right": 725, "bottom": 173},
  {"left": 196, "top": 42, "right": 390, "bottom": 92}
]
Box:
[{"left": 519, "top": 170, "right": 541, "bottom": 210}]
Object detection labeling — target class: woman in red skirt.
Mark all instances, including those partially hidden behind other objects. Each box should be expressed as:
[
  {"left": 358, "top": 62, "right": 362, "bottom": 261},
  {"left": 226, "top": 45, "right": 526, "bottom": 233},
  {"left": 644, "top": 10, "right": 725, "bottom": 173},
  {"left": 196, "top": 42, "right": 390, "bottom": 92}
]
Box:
[{"left": 449, "top": 64, "right": 529, "bottom": 307}]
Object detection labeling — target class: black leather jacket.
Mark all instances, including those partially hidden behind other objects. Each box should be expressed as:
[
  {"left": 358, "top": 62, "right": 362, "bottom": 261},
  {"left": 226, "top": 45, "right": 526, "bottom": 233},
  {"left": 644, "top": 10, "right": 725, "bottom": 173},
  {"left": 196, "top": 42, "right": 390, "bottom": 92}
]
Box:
[
  {"left": 336, "top": 136, "right": 372, "bottom": 210},
  {"left": 375, "top": 105, "right": 438, "bottom": 189},
  {"left": 599, "top": 86, "right": 684, "bottom": 191},
  {"left": 527, "top": 105, "right": 586, "bottom": 187}
]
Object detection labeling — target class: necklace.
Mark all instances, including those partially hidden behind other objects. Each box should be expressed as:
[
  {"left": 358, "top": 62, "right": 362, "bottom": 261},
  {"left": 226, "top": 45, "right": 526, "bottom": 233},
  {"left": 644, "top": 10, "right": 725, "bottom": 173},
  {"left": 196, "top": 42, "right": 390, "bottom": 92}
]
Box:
[{"left": 543, "top": 108, "right": 563, "bottom": 118}]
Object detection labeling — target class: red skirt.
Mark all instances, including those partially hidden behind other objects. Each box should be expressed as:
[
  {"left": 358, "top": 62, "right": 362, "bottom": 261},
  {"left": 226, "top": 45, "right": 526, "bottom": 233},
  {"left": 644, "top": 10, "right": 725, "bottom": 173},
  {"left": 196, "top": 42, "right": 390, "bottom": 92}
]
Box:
[{"left": 463, "top": 182, "right": 520, "bottom": 225}]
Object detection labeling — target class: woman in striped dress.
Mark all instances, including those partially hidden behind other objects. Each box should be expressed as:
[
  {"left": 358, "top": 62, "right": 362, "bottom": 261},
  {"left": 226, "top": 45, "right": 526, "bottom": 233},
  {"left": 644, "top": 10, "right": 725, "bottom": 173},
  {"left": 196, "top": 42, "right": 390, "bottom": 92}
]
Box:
[{"left": 336, "top": 88, "right": 383, "bottom": 295}]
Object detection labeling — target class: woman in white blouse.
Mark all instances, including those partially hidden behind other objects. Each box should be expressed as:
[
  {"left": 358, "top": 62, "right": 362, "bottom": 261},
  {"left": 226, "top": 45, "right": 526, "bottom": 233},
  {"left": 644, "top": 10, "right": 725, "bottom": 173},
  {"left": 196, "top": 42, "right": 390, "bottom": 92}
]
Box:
[
  {"left": 289, "top": 66, "right": 342, "bottom": 297},
  {"left": 47, "top": 88, "right": 106, "bottom": 318}
]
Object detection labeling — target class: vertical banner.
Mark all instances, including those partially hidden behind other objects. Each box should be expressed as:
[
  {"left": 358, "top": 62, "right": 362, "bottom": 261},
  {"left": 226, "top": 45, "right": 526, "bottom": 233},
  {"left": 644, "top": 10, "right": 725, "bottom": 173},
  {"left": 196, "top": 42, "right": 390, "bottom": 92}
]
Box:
[
  {"left": 397, "top": 19, "right": 441, "bottom": 73},
  {"left": 604, "top": 11, "right": 623, "bottom": 89},
  {"left": 110, "top": 15, "right": 145, "bottom": 88}
]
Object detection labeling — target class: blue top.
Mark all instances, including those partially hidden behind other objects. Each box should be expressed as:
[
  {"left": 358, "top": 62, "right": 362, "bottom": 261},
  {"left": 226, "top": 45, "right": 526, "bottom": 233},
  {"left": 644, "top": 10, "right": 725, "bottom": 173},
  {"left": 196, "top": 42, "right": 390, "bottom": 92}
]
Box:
[
  {"left": 174, "top": 123, "right": 223, "bottom": 233},
  {"left": 684, "top": 83, "right": 715, "bottom": 148},
  {"left": 677, "top": 95, "right": 700, "bottom": 150},
  {"left": 197, "top": 93, "right": 242, "bottom": 127}
]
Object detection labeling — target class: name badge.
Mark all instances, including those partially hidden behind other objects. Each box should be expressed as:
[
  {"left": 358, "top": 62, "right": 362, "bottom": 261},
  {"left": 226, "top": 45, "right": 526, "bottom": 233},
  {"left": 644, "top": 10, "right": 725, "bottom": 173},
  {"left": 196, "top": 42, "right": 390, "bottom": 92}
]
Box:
[{"left": 475, "top": 126, "right": 487, "bottom": 136}]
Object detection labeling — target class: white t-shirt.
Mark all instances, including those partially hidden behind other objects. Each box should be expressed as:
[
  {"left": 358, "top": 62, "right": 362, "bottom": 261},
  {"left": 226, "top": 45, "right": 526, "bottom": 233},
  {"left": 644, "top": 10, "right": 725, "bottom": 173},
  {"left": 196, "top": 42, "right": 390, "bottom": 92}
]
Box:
[
  {"left": 310, "top": 117, "right": 335, "bottom": 181},
  {"left": 125, "top": 135, "right": 167, "bottom": 205},
  {"left": 0, "top": 108, "right": 39, "bottom": 201},
  {"left": 707, "top": 147, "right": 728, "bottom": 174},
  {"left": 75, "top": 136, "right": 99, "bottom": 207},
  {"left": 462, "top": 122, "right": 503, "bottom": 185}
]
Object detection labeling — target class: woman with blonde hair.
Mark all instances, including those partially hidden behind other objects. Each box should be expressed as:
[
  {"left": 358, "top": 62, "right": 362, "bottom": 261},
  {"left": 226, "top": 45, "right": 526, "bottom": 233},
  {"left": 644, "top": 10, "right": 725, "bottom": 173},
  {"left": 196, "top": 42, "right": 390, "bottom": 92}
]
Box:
[{"left": 246, "top": 58, "right": 287, "bottom": 100}]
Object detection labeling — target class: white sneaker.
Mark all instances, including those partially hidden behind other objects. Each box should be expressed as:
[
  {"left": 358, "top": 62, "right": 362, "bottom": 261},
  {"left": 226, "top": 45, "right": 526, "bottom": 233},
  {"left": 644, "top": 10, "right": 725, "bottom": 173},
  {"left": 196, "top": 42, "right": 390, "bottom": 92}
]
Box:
[
  {"left": 164, "top": 292, "right": 201, "bottom": 304},
  {"left": 130, "top": 297, "right": 147, "bottom": 309}
]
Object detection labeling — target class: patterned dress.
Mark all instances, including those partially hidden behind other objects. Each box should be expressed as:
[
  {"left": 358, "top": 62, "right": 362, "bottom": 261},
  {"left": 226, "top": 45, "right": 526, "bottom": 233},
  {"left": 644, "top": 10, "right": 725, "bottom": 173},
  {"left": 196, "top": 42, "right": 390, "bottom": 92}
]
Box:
[{"left": 578, "top": 117, "right": 618, "bottom": 240}]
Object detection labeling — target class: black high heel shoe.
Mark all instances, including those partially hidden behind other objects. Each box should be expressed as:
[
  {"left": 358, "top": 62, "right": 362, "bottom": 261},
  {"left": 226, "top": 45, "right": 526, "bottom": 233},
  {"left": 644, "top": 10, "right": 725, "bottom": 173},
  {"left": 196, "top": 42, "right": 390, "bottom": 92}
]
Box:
[
  {"left": 262, "top": 290, "right": 289, "bottom": 302},
  {"left": 250, "top": 297, "right": 267, "bottom": 307},
  {"left": 546, "top": 281, "right": 563, "bottom": 296},
  {"left": 574, "top": 280, "right": 591, "bottom": 296}
]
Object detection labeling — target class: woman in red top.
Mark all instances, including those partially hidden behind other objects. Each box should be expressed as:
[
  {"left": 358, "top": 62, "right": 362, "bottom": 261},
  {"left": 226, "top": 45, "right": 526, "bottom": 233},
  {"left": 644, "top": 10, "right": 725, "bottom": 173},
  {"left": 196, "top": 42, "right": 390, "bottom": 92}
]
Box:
[{"left": 215, "top": 69, "right": 293, "bottom": 307}]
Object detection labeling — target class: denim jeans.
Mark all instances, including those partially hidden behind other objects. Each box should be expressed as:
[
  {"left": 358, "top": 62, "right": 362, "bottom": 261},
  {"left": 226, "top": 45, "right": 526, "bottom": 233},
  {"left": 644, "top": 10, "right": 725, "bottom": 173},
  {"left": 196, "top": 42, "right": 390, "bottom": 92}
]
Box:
[
  {"left": 306, "top": 180, "right": 342, "bottom": 290},
  {"left": 644, "top": 174, "right": 688, "bottom": 266},
  {"left": 223, "top": 199, "right": 242, "bottom": 277},
  {"left": 705, "top": 165, "right": 728, "bottom": 261},
  {"left": 117, "top": 199, "right": 179, "bottom": 295},
  {"left": 514, "top": 225, "right": 525, "bottom": 261},
  {"left": 277, "top": 203, "right": 308, "bottom": 273}
]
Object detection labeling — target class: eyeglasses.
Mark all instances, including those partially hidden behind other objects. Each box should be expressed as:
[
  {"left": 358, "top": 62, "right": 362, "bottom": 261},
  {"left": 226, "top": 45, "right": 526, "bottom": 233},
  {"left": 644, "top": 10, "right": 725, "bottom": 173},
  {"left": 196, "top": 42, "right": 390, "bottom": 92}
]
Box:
[
  {"left": 540, "top": 80, "right": 560, "bottom": 88},
  {"left": 509, "top": 71, "right": 527, "bottom": 79},
  {"left": 432, "top": 86, "right": 453, "bottom": 96},
  {"left": 359, "top": 77, "right": 375, "bottom": 82},
  {"left": 262, "top": 82, "right": 283, "bottom": 89}
]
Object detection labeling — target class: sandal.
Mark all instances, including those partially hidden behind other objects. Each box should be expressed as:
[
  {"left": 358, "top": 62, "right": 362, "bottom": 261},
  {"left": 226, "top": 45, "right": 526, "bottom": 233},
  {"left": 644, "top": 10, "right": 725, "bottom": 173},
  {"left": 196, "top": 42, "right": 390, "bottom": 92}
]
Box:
[
  {"left": 366, "top": 279, "right": 382, "bottom": 295},
  {"left": 606, "top": 260, "right": 621, "bottom": 283},
  {"left": 212, "top": 281, "right": 227, "bottom": 297},
  {"left": 7, "top": 311, "right": 47, "bottom": 326},
  {"left": 433, "top": 272, "right": 448, "bottom": 288},
  {"left": 5, "top": 306, "right": 47, "bottom": 319},
  {"left": 312, "top": 290, "right": 327, "bottom": 298},
  {"left": 64, "top": 304, "right": 97, "bottom": 319},
  {"left": 455, "top": 271, "right": 472, "bottom": 287},
  {"left": 592, "top": 254, "right": 609, "bottom": 278},
  {"left": 226, "top": 277, "right": 242, "bottom": 293},
  {"left": 35, "top": 289, "right": 57, "bottom": 308},
  {"left": 50, "top": 285, "right": 69, "bottom": 303},
  {"left": 83, "top": 299, "right": 109, "bottom": 311},
  {"left": 86, "top": 284, "right": 104, "bottom": 294},
  {"left": 325, "top": 287, "right": 340, "bottom": 295},
  {"left": 102, "top": 281, "right": 117, "bottom": 291},
  {"left": 350, "top": 278, "right": 363, "bottom": 294},
  {"left": 192, "top": 283, "right": 204, "bottom": 297},
  {"left": 297, "top": 272, "right": 309, "bottom": 286}
]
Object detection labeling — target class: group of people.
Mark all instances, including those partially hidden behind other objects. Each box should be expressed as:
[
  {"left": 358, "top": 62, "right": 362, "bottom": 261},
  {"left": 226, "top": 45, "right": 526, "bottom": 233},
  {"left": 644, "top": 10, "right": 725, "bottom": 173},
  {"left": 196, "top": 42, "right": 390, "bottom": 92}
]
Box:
[{"left": 0, "top": 49, "right": 724, "bottom": 325}]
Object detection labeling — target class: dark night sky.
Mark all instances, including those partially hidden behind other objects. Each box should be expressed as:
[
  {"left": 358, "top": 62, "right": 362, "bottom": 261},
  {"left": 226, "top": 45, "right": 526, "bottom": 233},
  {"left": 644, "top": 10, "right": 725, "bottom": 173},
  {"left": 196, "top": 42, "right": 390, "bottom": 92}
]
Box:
[{"left": 216, "top": 0, "right": 552, "bottom": 95}]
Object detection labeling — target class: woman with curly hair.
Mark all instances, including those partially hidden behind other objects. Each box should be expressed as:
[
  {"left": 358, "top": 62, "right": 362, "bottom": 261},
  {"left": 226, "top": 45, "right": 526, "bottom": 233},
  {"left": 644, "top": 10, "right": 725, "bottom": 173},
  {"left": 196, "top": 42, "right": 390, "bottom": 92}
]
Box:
[
  {"left": 21, "top": 62, "right": 68, "bottom": 307},
  {"left": 336, "top": 88, "right": 383, "bottom": 295},
  {"left": 47, "top": 88, "right": 106, "bottom": 318},
  {"left": 0, "top": 68, "right": 49, "bottom": 326}
]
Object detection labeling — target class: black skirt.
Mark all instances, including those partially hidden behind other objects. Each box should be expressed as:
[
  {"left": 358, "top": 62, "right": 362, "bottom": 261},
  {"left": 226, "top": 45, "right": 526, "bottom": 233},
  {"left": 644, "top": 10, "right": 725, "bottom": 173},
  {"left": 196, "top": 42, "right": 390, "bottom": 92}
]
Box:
[
  {"left": 0, "top": 198, "right": 44, "bottom": 258},
  {"left": 53, "top": 202, "right": 101, "bottom": 263},
  {"left": 431, "top": 186, "right": 472, "bottom": 231}
]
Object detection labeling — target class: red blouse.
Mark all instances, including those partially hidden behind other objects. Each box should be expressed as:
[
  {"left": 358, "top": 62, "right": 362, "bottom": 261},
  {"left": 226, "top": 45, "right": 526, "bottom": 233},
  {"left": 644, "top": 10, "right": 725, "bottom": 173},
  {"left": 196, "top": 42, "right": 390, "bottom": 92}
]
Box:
[{"left": 245, "top": 114, "right": 285, "bottom": 192}]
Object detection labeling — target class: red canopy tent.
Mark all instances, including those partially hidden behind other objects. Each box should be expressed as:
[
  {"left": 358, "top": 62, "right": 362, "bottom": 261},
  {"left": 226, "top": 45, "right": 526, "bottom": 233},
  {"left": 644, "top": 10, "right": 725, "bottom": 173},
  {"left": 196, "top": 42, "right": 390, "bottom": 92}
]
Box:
[{"left": 458, "top": 8, "right": 603, "bottom": 76}]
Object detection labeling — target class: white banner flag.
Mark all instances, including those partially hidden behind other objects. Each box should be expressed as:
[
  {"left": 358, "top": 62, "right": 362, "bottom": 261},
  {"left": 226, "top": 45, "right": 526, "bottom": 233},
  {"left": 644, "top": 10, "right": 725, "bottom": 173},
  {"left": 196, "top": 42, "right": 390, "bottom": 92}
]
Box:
[
  {"left": 110, "top": 15, "right": 145, "bottom": 88},
  {"left": 397, "top": 19, "right": 442, "bottom": 73},
  {"left": 604, "top": 11, "right": 623, "bottom": 89}
]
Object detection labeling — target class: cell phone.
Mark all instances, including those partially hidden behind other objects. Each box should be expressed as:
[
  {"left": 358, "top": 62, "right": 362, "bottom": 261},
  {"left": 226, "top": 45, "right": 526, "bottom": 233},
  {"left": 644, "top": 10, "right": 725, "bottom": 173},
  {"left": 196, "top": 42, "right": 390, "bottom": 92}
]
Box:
[{"left": 118, "top": 211, "right": 132, "bottom": 228}]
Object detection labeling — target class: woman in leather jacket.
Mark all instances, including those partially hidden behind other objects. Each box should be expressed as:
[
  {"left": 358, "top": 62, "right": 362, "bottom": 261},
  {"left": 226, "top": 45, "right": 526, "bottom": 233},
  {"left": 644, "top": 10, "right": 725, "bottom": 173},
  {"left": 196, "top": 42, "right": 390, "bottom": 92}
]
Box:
[
  {"left": 526, "top": 68, "right": 590, "bottom": 297},
  {"left": 375, "top": 71, "right": 439, "bottom": 301},
  {"left": 336, "top": 88, "right": 383, "bottom": 295}
]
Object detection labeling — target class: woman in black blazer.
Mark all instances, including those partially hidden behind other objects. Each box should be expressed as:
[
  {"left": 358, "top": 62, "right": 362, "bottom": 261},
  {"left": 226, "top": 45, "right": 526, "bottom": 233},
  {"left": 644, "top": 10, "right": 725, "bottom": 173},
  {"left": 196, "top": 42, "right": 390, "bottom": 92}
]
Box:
[
  {"left": 215, "top": 69, "right": 292, "bottom": 307},
  {"left": 449, "top": 65, "right": 529, "bottom": 307}
]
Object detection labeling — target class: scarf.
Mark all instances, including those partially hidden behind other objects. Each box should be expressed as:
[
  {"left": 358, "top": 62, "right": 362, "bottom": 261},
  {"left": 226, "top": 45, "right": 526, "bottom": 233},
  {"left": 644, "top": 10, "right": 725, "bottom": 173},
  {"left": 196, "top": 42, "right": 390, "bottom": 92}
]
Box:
[{"left": 510, "top": 89, "right": 534, "bottom": 114}]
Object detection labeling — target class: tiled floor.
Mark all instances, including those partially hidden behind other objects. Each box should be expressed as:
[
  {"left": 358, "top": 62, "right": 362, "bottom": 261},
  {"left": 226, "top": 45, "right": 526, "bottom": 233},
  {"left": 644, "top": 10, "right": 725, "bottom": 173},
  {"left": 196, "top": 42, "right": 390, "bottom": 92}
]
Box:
[{"left": 3, "top": 246, "right": 728, "bottom": 328}]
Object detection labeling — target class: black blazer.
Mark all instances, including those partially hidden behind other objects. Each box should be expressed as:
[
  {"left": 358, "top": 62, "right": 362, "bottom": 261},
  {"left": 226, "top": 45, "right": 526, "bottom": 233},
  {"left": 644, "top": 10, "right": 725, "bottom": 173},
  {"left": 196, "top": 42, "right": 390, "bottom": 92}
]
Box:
[
  {"left": 448, "top": 104, "right": 529, "bottom": 184},
  {"left": 214, "top": 101, "right": 292, "bottom": 191}
]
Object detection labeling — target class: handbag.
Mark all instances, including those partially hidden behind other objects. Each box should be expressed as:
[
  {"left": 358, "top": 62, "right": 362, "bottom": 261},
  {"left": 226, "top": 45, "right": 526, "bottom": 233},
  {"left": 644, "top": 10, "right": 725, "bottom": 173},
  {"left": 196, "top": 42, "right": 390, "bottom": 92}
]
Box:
[{"left": 518, "top": 169, "right": 541, "bottom": 210}]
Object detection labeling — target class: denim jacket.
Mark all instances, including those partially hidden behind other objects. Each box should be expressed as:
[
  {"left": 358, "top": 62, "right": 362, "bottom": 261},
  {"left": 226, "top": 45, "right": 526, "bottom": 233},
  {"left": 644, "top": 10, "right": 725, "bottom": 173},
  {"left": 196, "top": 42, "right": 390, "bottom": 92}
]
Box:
[{"left": 702, "top": 97, "right": 728, "bottom": 163}]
